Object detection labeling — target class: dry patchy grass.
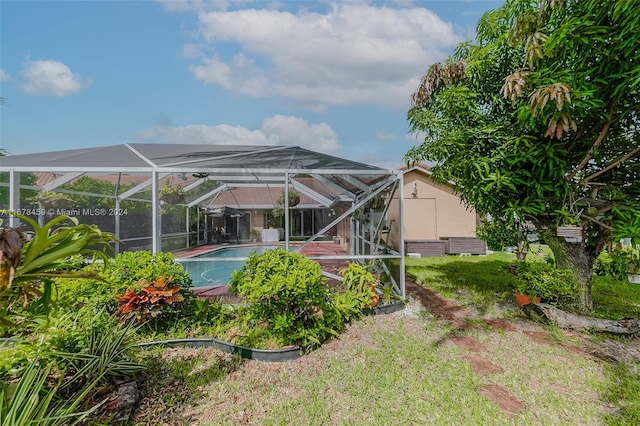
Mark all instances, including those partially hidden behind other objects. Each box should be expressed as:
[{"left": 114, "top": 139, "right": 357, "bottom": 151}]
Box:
[{"left": 130, "top": 300, "right": 630, "bottom": 426}]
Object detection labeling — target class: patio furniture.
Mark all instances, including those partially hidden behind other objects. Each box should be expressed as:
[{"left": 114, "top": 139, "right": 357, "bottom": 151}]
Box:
[
  {"left": 405, "top": 240, "right": 446, "bottom": 257},
  {"left": 439, "top": 237, "right": 486, "bottom": 255}
]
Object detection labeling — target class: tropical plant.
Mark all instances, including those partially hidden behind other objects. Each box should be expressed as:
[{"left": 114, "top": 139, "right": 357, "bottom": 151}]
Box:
[
  {"left": 378, "top": 281, "right": 398, "bottom": 305},
  {"left": 102, "top": 251, "right": 192, "bottom": 295},
  {"left": 406, "top": 0, "right": 640, "bottom": 312},
  {"left": 189, "top": 298, "right": 224, "bottom": 324},
  {"left": 50, "top": 318, "right": 146, "bottom": 391},
  {"left": 0, "top": 358, "right": 104, "bottom": 426},
  {"left": 115, "top": 276, "right": 184, "bottom": 325},
  {"left": 0, "top": 213, "right": 114, "bottom": 329},
  {"left": 339, "top": 262, "right": 379, "bottom": 309},
  {"left": 52, "top": 250, "right": 195, "bottom": 330},
  {"left": 365, "top": 194, "right": 386, "bottom": 211},
  {"left": 0, "top": 314, "right": 146, "bottom": 426}
]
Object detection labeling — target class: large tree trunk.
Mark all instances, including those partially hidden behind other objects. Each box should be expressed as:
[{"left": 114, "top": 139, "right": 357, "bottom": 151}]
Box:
[
  {"left": 545, "top": 234, "right": 602, "bottom": 314},
  {"left": 523, "top": 303, "right": 640, "bottom": 334}
]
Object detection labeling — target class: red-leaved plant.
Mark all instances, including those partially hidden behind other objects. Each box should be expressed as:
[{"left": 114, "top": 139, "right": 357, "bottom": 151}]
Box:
[{"left": 115, "top": 276, "right": 184, "bottom": 324}]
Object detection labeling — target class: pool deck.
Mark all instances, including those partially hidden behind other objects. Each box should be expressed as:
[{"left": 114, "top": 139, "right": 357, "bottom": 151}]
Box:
[{"left": 177, "top": 242, "right": 350, "bottom": 303}]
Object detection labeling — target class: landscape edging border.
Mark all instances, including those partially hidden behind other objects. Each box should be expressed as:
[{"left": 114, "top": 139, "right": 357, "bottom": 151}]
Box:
[
  {"left": 137, "top": 338, "right": 306, "bottom": 362},
  {"left": 137, "top": 301, "right": 406, "bottom": 362}
]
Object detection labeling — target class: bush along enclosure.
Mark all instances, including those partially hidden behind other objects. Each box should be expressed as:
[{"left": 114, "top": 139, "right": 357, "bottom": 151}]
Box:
[{"left": 1, "top": 212, "right": 405, "bottom": 424}]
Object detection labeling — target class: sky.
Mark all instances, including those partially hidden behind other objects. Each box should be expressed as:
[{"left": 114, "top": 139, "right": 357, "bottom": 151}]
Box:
[{"left": 0, "top": 0, "right": 502, "bottom": 169}]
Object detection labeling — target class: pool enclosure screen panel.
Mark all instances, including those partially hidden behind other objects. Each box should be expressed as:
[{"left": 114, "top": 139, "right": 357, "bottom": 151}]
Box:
[{"left": 0, "top": 143, "right": 406, "bottom": 298}]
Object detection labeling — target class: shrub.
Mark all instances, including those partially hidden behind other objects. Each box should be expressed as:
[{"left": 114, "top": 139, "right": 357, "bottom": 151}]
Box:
[
  {"left": 54, "top": 251, "right": 196, "bottom": 330},
  {"left": 229, "top": 249, "right": 336, "bottom": 346},
  {"left": 0, "top": 341, "right": 36, "bottom": 382},
  {"left": 1, "top": 313, "right": 146, "bottom": 425},
  {"left": 515, "top": 262, "right": 579, "bottom": 306},
  {"left": 103, "top": 251, "right": 192, "bottom": 294},
  {"left": 476, "top": 220, "right": 518, "bottom": 251},
  {"left": 594, "top": 247, "right": 629, "bottom": 280}
]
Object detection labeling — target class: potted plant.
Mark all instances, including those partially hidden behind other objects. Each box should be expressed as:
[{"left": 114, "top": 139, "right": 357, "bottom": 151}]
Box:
[
  {"left": 272, "top": 191, "right": 300, "bottom": 218},
  {"left": 276, "top": 190, "right": 300, "bottom": 208},
  {"left": 250, "top": 228, "right": 261, "bottom": 243},
  {"left": 557, "top": 224, "right": 583, "bottom": 243},
  {"left": 159, "top": 184, "right": 186, "bottom": 204},
  {"left": 365, "top": 194, "right": 386, "bottom": 211},
  {"left": 513, "top": 262, "right": 578, "bottom": 308},
  {"left": 286, "top": 191, "right": 300, "bottom": 207},
  {"left": 627, "top": 245, "right": 640, "bottom": 284}
]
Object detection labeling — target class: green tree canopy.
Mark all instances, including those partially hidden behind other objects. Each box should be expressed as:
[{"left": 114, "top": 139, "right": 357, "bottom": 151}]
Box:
[{"left": 406, "top": 0, "right": 640, "bottom": 312}]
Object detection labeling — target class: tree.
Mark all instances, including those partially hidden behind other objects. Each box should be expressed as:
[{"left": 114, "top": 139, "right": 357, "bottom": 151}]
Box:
[
  {"left": 406, "top": 0, "right": 640, "bottom": 313},
  {"left": 0, "top": 166, "right": 38, "bottom": 208}
]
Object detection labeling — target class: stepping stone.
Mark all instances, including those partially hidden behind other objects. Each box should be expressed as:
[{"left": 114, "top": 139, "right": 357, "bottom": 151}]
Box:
[
  {"left": 521, "top": 330, "right": 554, "bottom": 346},
  {"left": 563, "top": 344, "right": 588, "bottom": 355},
  {"left": 481, "top": 384, "right": 524, "bottom": 417},
  {"left": 452, "top": 319, "right": 477, "bottom": 331},
  {"left": 484, "top": 319, "right": 517, "bottom": 332},
  {"left": 465, "top": 355, "right": 503, "bottom": 374},
  {"left": 450, "top": 336, "right": 487, "bottom": 352},
  {"left": 406, "top": 281, "right": 473, "bottom": 320}
]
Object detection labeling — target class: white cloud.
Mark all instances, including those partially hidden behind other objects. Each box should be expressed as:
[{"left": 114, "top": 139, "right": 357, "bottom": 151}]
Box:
[
  {"left": 183, "top": 3, "right": 463, "bottom": 110},
  {"left": 179, "top": 43, "right": 202, "bottom": 59},
  {"left": 261, "top": 115, "right": 339, "bottom": 152},
  {"left": 19, "top": 60, "right": 91, "bottom": 97},
  {"left": 135, "top": 114, "right": 339, "bottom": 153},
  {"left": 0, "top": 69, "right": 9, "bottom": 81},
  {"left": 136, "top": 123, "right": 275, "bottom": 145},
  {"left": 375, "top": 130, "right": 396, "bottom": 141}
]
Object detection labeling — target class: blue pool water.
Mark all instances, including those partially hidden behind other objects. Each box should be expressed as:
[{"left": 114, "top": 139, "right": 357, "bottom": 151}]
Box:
[{"left": 178, "top": 245, "right": 292, "bottom": 288}]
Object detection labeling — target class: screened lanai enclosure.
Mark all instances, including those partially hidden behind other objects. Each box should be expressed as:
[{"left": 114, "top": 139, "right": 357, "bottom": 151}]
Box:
[{"left": 0, "top": 144, "right": 406, "bottom": 297}]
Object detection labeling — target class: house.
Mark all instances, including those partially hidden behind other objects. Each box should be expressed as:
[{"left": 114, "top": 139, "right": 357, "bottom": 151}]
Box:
[
  {"left": 386, "top": 163, "right": 484, "bottom": 256},
  {"left": 201, "top": 177, "right": 347, "bottom": 241},
  {"left": 27, "top": 172, "right": 353, "bottom": 246}
]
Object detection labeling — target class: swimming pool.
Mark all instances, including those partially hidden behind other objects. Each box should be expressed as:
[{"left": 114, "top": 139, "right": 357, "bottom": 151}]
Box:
[{"left": 178, "top": 245, "right": 294, "bottom": 288}]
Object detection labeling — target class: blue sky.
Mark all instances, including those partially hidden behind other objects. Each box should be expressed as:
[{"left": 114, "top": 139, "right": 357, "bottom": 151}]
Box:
[{"left": 0, "top": 0, "right": 502, "bottom": 168}]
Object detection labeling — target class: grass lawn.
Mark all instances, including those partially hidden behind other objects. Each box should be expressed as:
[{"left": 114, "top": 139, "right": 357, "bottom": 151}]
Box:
[
  {"left": 132, "top": 309, "right": 616, "bottom": 425},
  {"left": 128, "top": 250, "right": 639, "bottom": 425},
  {"left": 404, "top": 248, "right": 640, "bottom": 320}
]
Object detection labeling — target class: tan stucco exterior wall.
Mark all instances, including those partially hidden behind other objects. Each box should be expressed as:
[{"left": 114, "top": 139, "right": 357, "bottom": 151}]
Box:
[
  {"left": 386, "top": 169, "right": 477, "bottom": 249},
  {"left": 250, "top": 210, "right": 265, "bottom": 230}
]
